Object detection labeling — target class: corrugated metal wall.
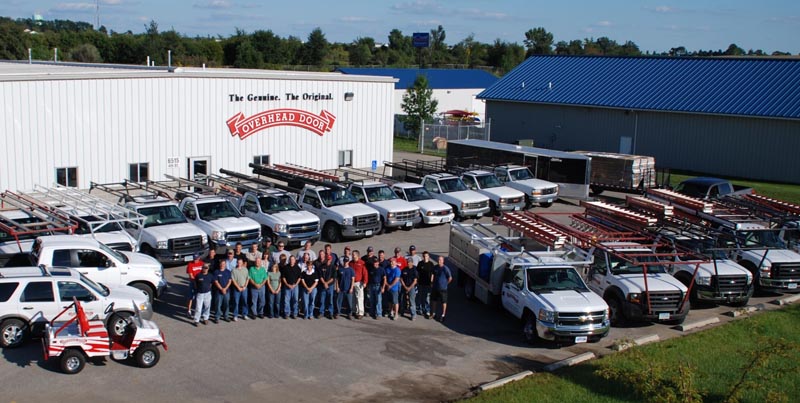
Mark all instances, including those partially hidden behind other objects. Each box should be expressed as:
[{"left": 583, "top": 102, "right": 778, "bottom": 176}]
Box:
[
  {"left": 486, "top": 101, "right": 800, "bottom": 184},
  {"left": 0, "top": 76, "right": 394, "bottom": 190}
]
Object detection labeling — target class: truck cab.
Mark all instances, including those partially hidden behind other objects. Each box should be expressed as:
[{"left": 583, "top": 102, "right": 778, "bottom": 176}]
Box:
[
  {"left": 123, "top": 198, "right": 209, "bottom": 264},
  {"left": 674, "top": 177, "right": 753, "bottom": 200},
  {"left": 178, "top": 196, "right": 261, "bottom": 253},
  {"left": 665, "top": 239, "right": 753, "bottom": 305},
  {"left": 348, "top": 182, "right": 421, "bottom": 231},
  {"left": 493, "top": 165, "right": 559, "bottom": 208},
  {"left": 460, "top": 170, "right": 526, "bottom": 215},
  {"left": 421, "top": 174, "right": 490, "bottom": 220},
  {"left": 730, "top": 225, "right": 800, "bottom": 293},
  {"left": 391, "top": 182, "right": 454, "bottom": 225},
  {"left": 298, "top": 185, "right": 380, "bottom": 243},
  {"left": 234, "top": 190, "right": 320, "bottom": 247}
]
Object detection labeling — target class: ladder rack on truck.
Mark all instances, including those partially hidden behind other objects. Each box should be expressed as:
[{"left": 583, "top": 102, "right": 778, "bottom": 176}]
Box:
[
  {"left": 218, "top": 169, "right": 298, "bottom": 195},
  {"left": 144, "top": 175, "right": 227, "bottom": 201},
  {"left": 381, "top": 159, "right": 451, "bottom": 183},
  {"left": 89, "top": 181, "right": 172, "bottom": 204},
  {"left": 718, "top": 194, "right": 800, "bottom": 226},
  {"left": 250, "top": 163, "right": 345, "bottom": 191},
  {"left": 0, "top": 191, "right": 78, "bottom": 252}
]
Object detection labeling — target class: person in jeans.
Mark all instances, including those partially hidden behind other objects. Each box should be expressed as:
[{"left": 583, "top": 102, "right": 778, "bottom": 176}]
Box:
[
  {"left": 416, "top": 251, "right": 435, "bottom": 319},
  {"left": 432, "top": 256, "right": 453, "bottom": 322},
  {"left": 401, "top": 259, "right": 419, "bottom": 320},
  {"left": 213, "top": 260, "right": 232, "bottom": 323},
  {"left": 351, "top": 250, "right": 368, "bottom": 319},
  {"left": 300, "top": 261, "right": 319, "bottom": 320},
  {"left": 336, "top": 258, "right": 355, "bottom": 319},
  {"left": 193, "top": 263, "right": 214, "bottom": 326},
  {"left": 230, "top": 256, "right": 250, "bottom": 321},
  {"left": 185, "top": 252, "right": 204, "bottom": 318},
  {"left": 367, "top": 259, "right": 386, "bottom": 320},
  {"left": 315, "top": 250, "right": 335, "bottom": 319},
  {"left": 385, "top": 258, "right": 402, "bottom": 320},
  {"left": 281, "top": 255, "right": 302, "bottom": 319},
  {"left": 249, "top": 257, "right": 268, "bottom": 319},
  {"left": 266, "top": 263, "right": 282, "bottom": 318}
]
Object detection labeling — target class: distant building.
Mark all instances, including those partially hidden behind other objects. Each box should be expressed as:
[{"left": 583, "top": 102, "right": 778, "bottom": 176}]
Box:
[{"left": 478, "top": 56, "right": 800, "bottom": 184}]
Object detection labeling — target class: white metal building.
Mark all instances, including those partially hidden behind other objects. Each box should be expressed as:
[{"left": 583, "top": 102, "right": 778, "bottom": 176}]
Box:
[{"left": 0, "top": 61, "right": 396, "bottom": 190}]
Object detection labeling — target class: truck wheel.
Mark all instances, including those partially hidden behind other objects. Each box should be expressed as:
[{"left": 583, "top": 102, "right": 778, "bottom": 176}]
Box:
[
  {"left": 590, "top": 186, "right": 604, "bottom": 196},
  {"left": 608, "top": 297, "right": 627, "bottom": 327},
  {"left": 323, "top": 222, "right": 342, "bottom": 243},
  {"left": 0, "top": 318, "right": 27, "bottom": 348},
  {"left": 139, "top": 244, "right": 156, "bottom": 258},
  {"left": 107, "top": 312, "right": 132, "bottom": 338},
  {"left": 376, "top": 218, "right": 386, "bottom": 235},
  {"left": 540, "top": 201, "right": 553, "bottom": 208},
  {"left": 489, "top": 201, "right": 499, "bottom": 216},
  {"left": 134, "top": 344, "right": 160, "bottom": 368},
  {"left": 522, "top": 311, "right": 539, "bottom": 344},
  {"left": 463, "top": 277, "right": 476, "bottom": 301},
  {"left": 130, "top": 282, "right": 155, "bottom": 304},
  {"left": 60, "top": 348, "right": 86, "bottom": 374},
  {"left": 449, "top": 205, "right": 462, "bottom": 222}
]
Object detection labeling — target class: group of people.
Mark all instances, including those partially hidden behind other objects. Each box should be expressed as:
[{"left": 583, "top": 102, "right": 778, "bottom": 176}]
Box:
[{"left": 186, "top": 239, "right": 453, "bottom": 326}]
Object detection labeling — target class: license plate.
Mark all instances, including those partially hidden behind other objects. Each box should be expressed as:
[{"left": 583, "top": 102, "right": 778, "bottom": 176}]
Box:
[
  {"left": 300, "top": 240, "right": 307, "bottom": 246},
  {"left": 477, "top": 212, "right": 484, "bottom": 217},
  {"left": 184, "top": 256, "right": 193, "bottom": 262},
  {"left": 658, "top": 313, "right": 670, "bottom": 320},
  {"left": 514, "top": 206, "right": 521, "bottom": 211},
  {"left": 442, "top": 217, "right": 450, "bottom": 223},
  {"left": 789, "top": 283, "right": 798, "bottom": 289},
  {"left": 405, "top": 221, "right": 413, "bottom": 227},
  {"left": 365, "top": 230, "right": 373, "bottom": 236},
  {"left": 575, "top": 336, "right": 588, "bottom": 343}
]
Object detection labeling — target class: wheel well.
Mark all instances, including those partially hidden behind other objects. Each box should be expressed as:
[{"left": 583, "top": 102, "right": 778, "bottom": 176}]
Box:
[
  {"left": 127, "top": 281, "right": 155, "bottom": 295},
  {"left": 0, "top": 315, "right": 30, "bottom": 325},
  {"left": 673, "top": 270, "right": 694, "bottom": 287},
  {"left": 603, "top": 287, "right": 625, "bottom": 302},
  {"left": 522, "top": 307, "right": 534, "bottom": 320}
]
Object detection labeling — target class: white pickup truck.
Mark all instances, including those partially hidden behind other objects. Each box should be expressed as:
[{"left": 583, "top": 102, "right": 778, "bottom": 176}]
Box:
[
  {"left": 391, "top": 182, "right": 455, "bottom": 225},
  {"left": 232, "top": 189, "right": 320, "bottom": 247},
  {"left": 460, "top": 170, "right": 526, "bottom": 215},
  {"left": 298, "top": 185, "right": 381, "bottom": 243},
  {"left": 121, "top": 197, "right": 209, "bottom": 264},
  {"left": 421, "top": 173, "right": 490, "bottom": 220},
  {"left": 0, "top": 235, "right": 166, "bottom": 303},
  {"left": 493, "top": 165, "right": 559, "bottom": 208},
  {"left": 178, "top": 195, "right": 261, "bottom": 253},
  {"left": 449, "top": 222, "right": 609, "bottom": 344},
  {"left": 348, "top": 182, "right": 421, "bottom": 232}
]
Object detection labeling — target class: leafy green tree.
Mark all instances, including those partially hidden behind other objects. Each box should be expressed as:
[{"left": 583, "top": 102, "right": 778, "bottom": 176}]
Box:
[
  {"left": 69, "top": 43, "right": 102, "bottom": 62},
  {"left": 234, "top": 40, "right": 262, "bottom": 68},
  {"left": 400, "top": 75, "right": 438, "bottom": 137},
  {"left": 0, "top": 22, "right": 26, "bottom": 59},
  {"left": 301, "top": 27, "right": 328, "bottom": 65},
  {"left": 251, "top": 30, "right": 284, "bottom": 65},
  {"left": 724, "top": 43, "right": 745, "bottom": 56},
  {"left": 523, "top": 27, "right": 553, "bottom": 56}
]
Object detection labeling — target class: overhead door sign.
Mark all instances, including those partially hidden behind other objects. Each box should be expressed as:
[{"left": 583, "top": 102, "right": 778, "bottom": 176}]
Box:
[{"left": 226, "top": 109, "right": 336, "bottom": 140}]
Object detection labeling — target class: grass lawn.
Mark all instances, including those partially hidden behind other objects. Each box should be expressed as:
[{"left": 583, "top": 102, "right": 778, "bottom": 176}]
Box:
[
  {"left": 466, "top": 304, "right": 800, "bottom": 403},
  {"left": 393, "top": 136, "right": 446, "bottom": 157}
]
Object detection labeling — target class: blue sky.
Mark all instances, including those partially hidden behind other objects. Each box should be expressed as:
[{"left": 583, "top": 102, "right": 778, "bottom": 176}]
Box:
[{"left": 4, "top": 0, "right": 799, "bottom": 53}]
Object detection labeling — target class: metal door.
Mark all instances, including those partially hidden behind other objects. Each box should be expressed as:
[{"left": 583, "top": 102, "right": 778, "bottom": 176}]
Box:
[{"left": 188, "top": 157, "right": 210, "bottom": 180}]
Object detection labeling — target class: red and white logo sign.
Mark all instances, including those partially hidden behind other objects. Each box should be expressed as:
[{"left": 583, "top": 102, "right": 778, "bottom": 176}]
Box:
[{"left": 226, "top": 108, "right": 336, "bottom": 140}]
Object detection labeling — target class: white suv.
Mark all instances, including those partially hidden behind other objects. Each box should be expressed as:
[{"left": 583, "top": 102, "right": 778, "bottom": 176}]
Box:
[{"left": 0, "top": 266, "right": 151, "bottom": 348}]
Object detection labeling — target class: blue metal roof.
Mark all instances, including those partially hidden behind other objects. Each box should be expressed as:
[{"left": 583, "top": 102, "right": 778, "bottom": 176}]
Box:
[
  {"left": 337, "top": 68, "right": 497, "bottom": 90},
  {"left": 478, "top": 56, "right": 800, "bottom": 120}
]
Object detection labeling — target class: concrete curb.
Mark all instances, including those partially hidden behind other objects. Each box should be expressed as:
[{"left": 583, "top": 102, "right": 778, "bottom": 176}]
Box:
[
  {"left": 726, "top": 306, "right": 759, "bottom": 317},
  {"left": 478, "top": 370, "right": 534, "bottom": 391},
  {"left": 773, "top": 294, "right": 800, "bottom": 306},
  {"left": 543, "top": 352, "right": 596, "bottom": 372},
  {"left": 677, "top": 317, "right": 720, "bottom": 332},
  {"left": 612, "top": 334, "right": 660, "bottom": 351}
]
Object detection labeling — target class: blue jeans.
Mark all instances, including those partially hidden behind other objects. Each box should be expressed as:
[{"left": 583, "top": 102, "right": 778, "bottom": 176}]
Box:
[
  {"left": 193, "top": 291, "right": 211, "bottom": 322},
  {"left": 368, "top": 284, "right": 383, "bottom": 318},
  {"left": 402, "top": 287, "right": 417, "bottom": 318},
  {"left": 418, "top": 285, "right": 432, "bottom": 315},
  {"left": 283, "top": 286, "right": 299, "bottom": 317},
  {"left": 214, "top": 290, "right": 230, "bottom": 321},
  {"left": 317, "top": 285, "right": 334, "bottom": 316},
  {"left": 267, "top": 290, "right": 281, "bottom": 317},
  {"left": 231, "top": 287, "right": 249, "bottom": 318},
  {"left": 250, "top": 286, "right": 266, "bottom": 316},
  {"left": 336, "top": 291, "right": 353, "bottom": 315},
  {"left": 302, "top": 288, "right": 317, "bottom": 319}
]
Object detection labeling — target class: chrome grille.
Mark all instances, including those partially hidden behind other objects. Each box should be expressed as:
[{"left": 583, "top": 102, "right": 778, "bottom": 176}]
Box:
[
  {"left": 711, "top": 275, "right": 749, "bottom": 294},
  {"left": 645, "top": 291, "right": 683, "bottom": 311},
  {"left": 465, "top": 201, "right": 489, "bottom": 210},
  {"left": 432, "top": 209, "right": 451, "bottom": 216},
  {"left": 169, "top": 236, "right": 204, "bottom": 254},
  {"left": 355, "top": 214, "right": 379, "bottom": 229},
  {"left": 226, "top": 229, "right": 260, "bottom": 243},
  {"left": 394, "top": 210, "right": 419, "bottom": 221},
  {"left": 772, "top": 263, "right": 800, "bottom": 281},
  {"left": 542, "top": 187, "right": 558, "bottom": 195},
  {"left": 556, "top": 310, "right": 606, "bottom": 327},
  {"left": 501, "top": 197, "right": 523, "bottom": 204},
  {"left": 288, "top": 222, "right": 320, "bottom": 235}
]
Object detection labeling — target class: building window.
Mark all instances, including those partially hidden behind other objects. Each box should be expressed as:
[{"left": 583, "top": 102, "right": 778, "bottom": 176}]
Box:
[
  {"left": 56, "top": 167, "right": 78, "bottom": 187},
  {"left": 253, "top": 155, "right": 270, "bottom": 166},
  {"left": 338, "top": 150, "right": 353, "bottom": 167},
  {"left": 129, "top": 163, "right": 149, "bottom": 182}
]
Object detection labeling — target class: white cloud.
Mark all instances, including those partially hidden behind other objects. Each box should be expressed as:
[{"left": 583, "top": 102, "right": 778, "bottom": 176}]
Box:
[
  {"left": 52, "top": 2, "right": 95, "bottom": 11},
  {"left": 339, "top": 16, "right": 378, "bottom": 23},
  {"left": 597, "top": 20, "right": 612, "bottom": 27},
  {"left": 101, "top": 0, "right": 124, "bottom": 5},
  {"left": 391, "top": 1, "right": 444, "bottom": 14},
  {"left": 194, "top": 0, "right": 232, "bottom": 9}
]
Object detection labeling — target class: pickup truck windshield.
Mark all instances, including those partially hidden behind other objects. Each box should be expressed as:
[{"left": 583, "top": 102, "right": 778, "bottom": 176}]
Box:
[
  {"left": 741, "top": 230, "right": 787, "bottom": 249},
  {"left": 439, "top": 178, "right": 468, "bottom": 193},
  {"left": 527, "top": 268, "right": 588, "bottom": 292},
  {"left": 673, "top": 182, "right": 707, "bottom": 198},
  {"left": 364, "top": 186, "right": 398, "bottom": 202},
  {"left": 609, "top": 255, "right": 668, "bottom": 275},
  {"left": 80, "top": 273, "right": 109, "bottom": 296},
  {"left": 404, "top": 187, "right": 433, "bottom": 201},
  {"left": 138, "top": 205, "right": 188, "bottom": 228},
  {"left": 679, "top": 239, "right": 729, "bottom": 260},
  {"left": 508, "top": 168, "right": 534, "bottom": 181},
  {"left": 197, "top": 201, "right": 241, "bottom": 220},
  {"left": 319, "top": 189, "right": 358, "bottom": 207},
  {"left": 98, "top": 242, "right": 129, "bottom": 264},
  {"left": 75, "top": 216, "right": 124, "bottom": 234},
  {"left": 259, "top": 195, "right": 300, "bottom": 213},
  {"left": 475, "top": 174, "right": 503, "bottom": 189}
]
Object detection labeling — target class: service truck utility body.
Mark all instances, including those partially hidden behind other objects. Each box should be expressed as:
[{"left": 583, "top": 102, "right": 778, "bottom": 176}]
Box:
[
  {"left": 348, "top": 181, "right": 421, "bottom": 230},
  {"left": 449, "top": 222, "right": 609, "bottom": 344},
  {"left": 459, "top": 170, "right": 526, "bottom": 214},
  {"left": 493, "top": 165, "right": 559, "bottom": 208},
  {"left": 390, "top": 182, "right": 454, "bottom": 225}
]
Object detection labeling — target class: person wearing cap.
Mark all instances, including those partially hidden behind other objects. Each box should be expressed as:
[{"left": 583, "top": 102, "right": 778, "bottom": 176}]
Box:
[
  {"left": 266, "top": 262, "right": 282, "bottom": 318},
  {"left": 249, "top": 257, "right": 268, "bottom": 318},
  {"left": 193, "top": 263, "right": 214, "bottom": 325},
  {"left": 204, "top": 248, "right": 221, "bottom": 272},
  {"left": 300, "top": 259, "right": 319, "bottom": 320},
  {"left": 362, "top": 246, "right": 378, "bottom": 268},
  {"left": 416, "top": 251, "right": 435, "bottom": 319},
  {"left": 185, "top": 253, "right": 205, "bottom": 318},
  {"left": 401, "top": 259, "right": 419, "bottom": 320},
  {"left": 230, "top": 256, "right": 250, "bottom": 321},
  {"left": 385, "top": 257, "right": 402, "bottom": 320},
  {"left": 296, "top": 241, "right": 317, "bottom": 262},
  {"left": 407, "top": 245, "right": 422, "bottom": 267},
  {"left": 377, "top": 250, "right": 389, "bottom": 316},
  {"left": 432, "top": 256, "right": 453, "bottom": 322},
  {"left": 281, "top": 255, "right": 302, "bottom": 319},
  {"left": 341, "top": 246, "right": 352, "bottom": 268},
  {"left": 213, "top": 259, "right": 233, "bottom": 323},
  {"left": 315, "top": 250, "right": 335, "bottom": 319},
  {"left": 393, "top": 247, "right": 408, "bottom": 275},
  {"left": 262, "top": 238, "right": 277, "bottom": 255},
  {"left": 350, "top": 250, "right": 368, "bottom": 319},
  {"left": 336, "top": 257, "right": 356, "bottom": 319},
  {"left": 367, "top": 259, "right": 387, "bottom": 319},
  {"left": 246, "top": 243, "right": 261, "bottom": 268},
  {"left": 271, "top": 241, "right": 291, "bottom": 266}
]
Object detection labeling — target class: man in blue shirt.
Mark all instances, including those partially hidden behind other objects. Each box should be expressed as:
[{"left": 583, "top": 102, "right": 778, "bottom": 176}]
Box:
[
  {"left": 336, "top": 259, "right": 355, "bottom": 319},
  {"left": 193, "top": 264, "right": 215, "bottom": 326},
  {"left": 385, "top": 258, "right": 402, "bottom": 320},
  {"left": 367, "top": 259, "right": 386, "bottom": 319},
  {"left": 214, "top": 260, "right": 233, "bottom": 323},
  {"left": 432, "top": 256, "right": 452, "bottom": 322}
]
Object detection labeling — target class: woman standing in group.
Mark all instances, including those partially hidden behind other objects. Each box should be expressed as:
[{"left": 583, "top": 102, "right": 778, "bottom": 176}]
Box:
[{"left": 300, "top": 260, "right": 319, "bottom": 319}]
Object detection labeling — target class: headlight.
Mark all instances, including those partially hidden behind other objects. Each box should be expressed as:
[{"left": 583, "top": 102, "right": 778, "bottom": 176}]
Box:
[
  {"left": 342, "top": 217, "right": 354, "bottom": 226},
  {"left": 628, "top": 293, "right": 641, "bottom": 304},
  {"left": 745, "top": 271, "right": 753, "bottom": 285},
  {"left": 460, "top": 202, "right": 466, "bottom": 209},
  {"left": 759, "top": 263, "right": 772, "bottom": 279},
  {"left": 201, "top": 235, "right": 208, "bottom": 245},
  {"left": 388, "top": 212, "right": 396, "bottom": 218},
  {"left": 538, "top": 309, "right": 555, "bottom": 322},
  {"left": 211, "top": 230, "right": 225, "bottom": 241},
  {"left": 499, "top": 198, "right": 508, "bottom": 205},
  {"left": 138, "top": 301, "right": 153, "bottom": 320},
  {"left": 156, "top": 240, "right": 168, "bottom": 249},
  {"left": 605, "top": 307, "right": 611, "bottom": 320},
  {"left": 274, "top": 224, "right": 287, "bottom": 233},
  {"left": 155, "top": 269, "right": 163, "bottom": 279},
  {"left": 532, "top": 189, "right": 542, "bottom": 196},
  {"left": 426, "top": 210, "right": 434, "bottom": 216},
  {"left": 695, "top": 276, "right": 711, "bottom": 286}
]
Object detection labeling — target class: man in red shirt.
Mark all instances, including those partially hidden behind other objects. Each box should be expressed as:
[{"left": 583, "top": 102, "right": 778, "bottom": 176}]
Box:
[
  {"left": 185, "top": 252, "right": 205, "bottom": 317},
  {"left": 351, "top": 250, "right": 368, "bottom": 319},
  {"left": 393, "top": 247, "right": 408, "bottom": 273}
]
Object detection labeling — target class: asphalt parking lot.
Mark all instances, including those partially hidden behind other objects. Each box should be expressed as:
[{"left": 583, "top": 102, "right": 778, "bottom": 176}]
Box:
[{"left": 1, "top": 194, "right": 794, "bottom": 403}]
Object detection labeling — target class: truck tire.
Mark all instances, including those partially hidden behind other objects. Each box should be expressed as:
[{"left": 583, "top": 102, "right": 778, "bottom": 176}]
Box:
[
  {"left": 489, "top": 201, "right": 499, "bottom": 217},
  {"left": 139, "top": 244, "right": 156, "bottom": 258},
  {"left": 590, "top": 186, "right": 604, "bottom": 196},
  {"left": 134, "top": 343, "right": 160, "bottom": 368},
  {"left": 107, "top": 312, "right": 132, "bottom": 338},
  {"left": 130, "top": 282, "right": 155, "bottom": 304},
  {"left": 739, "top": 261, "right": 762, "bottom": 295},
  {"left": 540, "top": 201, "right": 553, "bottom": 208},
  {"left": 607, "top": 297, "right": 627, "bottom": 327},
  {"left": 463, "top": 277, "right": 476, "bottom": 301},
  {"left": 60, "top": 348, "right": 86, "bottom": 374},
  {"left": 377, "top": 218, "right": 386, "bottom": 235},
  {"left": 522, "top": 311, "right": 539, "bottom": 344},
  {"left": 0, "top": 318, "right": 27, "bottom": 348},
  {"left": 323, "top": 222, "right": 342, "bottom": 243},
  {"left": 449, "top": 204, "right": 462, "bottom": 222}
]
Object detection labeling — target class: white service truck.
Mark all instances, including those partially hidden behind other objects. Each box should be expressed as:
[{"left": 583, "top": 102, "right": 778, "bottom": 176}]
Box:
[
  {"left": 493, "top": 165, "right": 559, "bottom": 208},
  {"left": 391, "top": 182, "right": 455, "bottom": 225},
  {"left": 348, "top": 181, "right": 421, "bottom": 232},
  {"left": 232, "top": 189, "right": 321, "bottom": 247},
  {"left": 459, "top": 170, "right": 526, "bottom": 215},
  {"left": 421, "top": 173, "right": 490, "bottom": 220},
  {"left": 298, "top": 185, "right": 381, "bottom": 243},
  {"left": 178, "top": 195, "right": 262, "bottom": 253}
]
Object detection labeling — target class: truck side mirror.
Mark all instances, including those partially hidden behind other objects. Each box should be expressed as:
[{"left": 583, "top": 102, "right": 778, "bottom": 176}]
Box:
[{"left": 105, "top": 260, "right": 114, "bottom": 268}]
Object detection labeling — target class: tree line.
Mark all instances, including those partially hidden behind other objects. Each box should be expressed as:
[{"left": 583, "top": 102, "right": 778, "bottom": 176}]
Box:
[{"left": 0, "top": 16, "right": 793, "bottom": 76}]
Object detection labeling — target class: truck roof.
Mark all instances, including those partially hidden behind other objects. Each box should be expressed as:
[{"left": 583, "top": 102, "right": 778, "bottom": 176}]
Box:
[
  {"left": 463, "top": 170, "right": 493, "bottom": 176},
  {"left": 351, "top": 181, "right": 386, "bottom": 187},
  {"left": 680, "top": 177, "right": 727, "bottom": 186},
  {"left": 424, "top": 173, "right": 459, "bottom": 180},
  {"left": 494, "top": 165, "right": 526, "bottom": 170},
  {"left": 391, "top": 182, "right": 423, "bottom": 189},
  {"left": 0, "top": 265, "right": 76, "bottom": 279},
  {"left": 36, "top": 234, "right": 104, "bottom": 248}
]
